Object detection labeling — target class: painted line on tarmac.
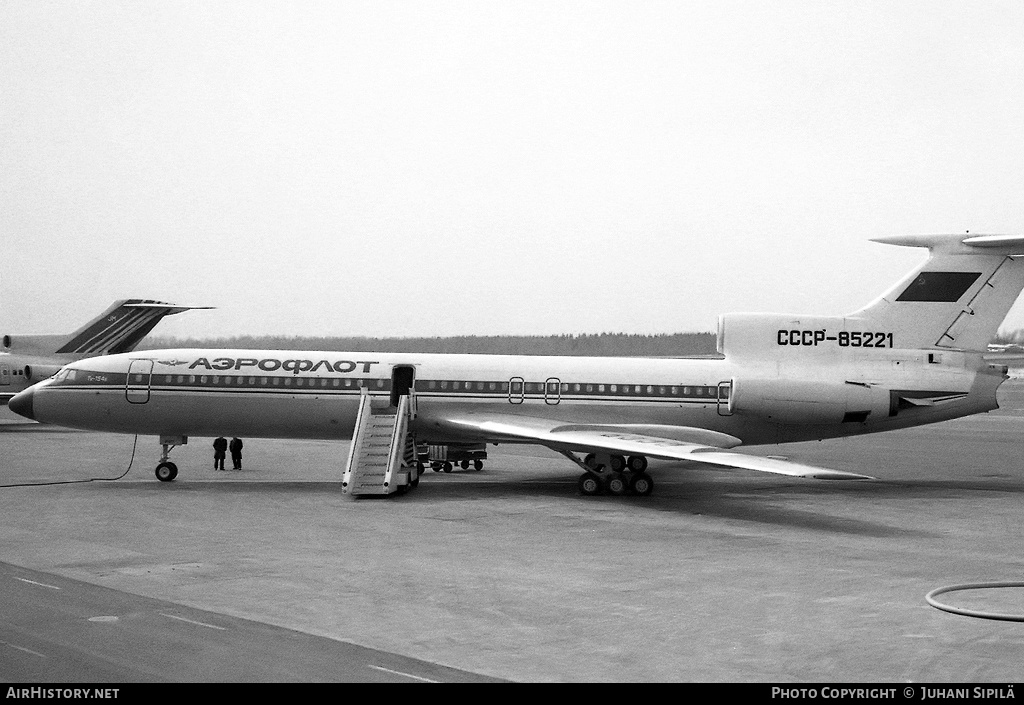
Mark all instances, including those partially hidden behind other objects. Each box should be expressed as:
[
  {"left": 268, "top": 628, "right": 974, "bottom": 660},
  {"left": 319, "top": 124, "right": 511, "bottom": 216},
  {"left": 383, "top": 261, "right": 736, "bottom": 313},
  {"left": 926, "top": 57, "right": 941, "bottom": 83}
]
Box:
[
  {"left": 368, "top": 664, "right": 439, "bottom": 683},
  {"left": 2, "top": 640, "right": 46, "bottom": 658},
  {"left": 159, "top": 612, "right": 227, "bottom": 631},
  {"left": 15, "top": 577, "right": 61, "bottom": 590}
]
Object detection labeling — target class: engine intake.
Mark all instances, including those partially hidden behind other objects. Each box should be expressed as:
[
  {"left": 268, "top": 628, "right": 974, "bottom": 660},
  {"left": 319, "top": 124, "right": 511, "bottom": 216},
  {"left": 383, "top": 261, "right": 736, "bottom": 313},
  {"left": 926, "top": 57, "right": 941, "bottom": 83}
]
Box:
[{"left": 24, "top": 364, "right": 62, "bottom": 382}]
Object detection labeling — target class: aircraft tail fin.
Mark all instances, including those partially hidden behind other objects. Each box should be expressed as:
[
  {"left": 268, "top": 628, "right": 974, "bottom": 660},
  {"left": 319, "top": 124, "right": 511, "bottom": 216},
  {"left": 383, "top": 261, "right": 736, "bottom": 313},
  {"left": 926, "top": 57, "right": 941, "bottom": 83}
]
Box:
[
  {"left": 54, "top": 300, "right": 211, "bottom": 355},
  {"left": 718, "top": 234, "right": 1024, "bottom": 358},
  {"left": 850, "top": 234, "right": 1024, "bottom": 351}
]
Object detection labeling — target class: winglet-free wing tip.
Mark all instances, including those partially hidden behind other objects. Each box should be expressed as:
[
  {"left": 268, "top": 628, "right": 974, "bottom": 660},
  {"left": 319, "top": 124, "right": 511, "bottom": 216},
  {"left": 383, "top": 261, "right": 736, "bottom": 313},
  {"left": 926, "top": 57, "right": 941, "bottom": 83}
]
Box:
[{"left": 810, "top": 471, "right": 877, "bottom": 481}]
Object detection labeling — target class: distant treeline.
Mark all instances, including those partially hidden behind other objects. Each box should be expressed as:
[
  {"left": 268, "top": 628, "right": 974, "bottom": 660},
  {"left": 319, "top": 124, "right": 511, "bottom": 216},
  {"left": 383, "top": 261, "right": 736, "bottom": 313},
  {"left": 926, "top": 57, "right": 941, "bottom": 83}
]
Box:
[{"left": 139, "top": 332, "right": 719, "bottom": 357}]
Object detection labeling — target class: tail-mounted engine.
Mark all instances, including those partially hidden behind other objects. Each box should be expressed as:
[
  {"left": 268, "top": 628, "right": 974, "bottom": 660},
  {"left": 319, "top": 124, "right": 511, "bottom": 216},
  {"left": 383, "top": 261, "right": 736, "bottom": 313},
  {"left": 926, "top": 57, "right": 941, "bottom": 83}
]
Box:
[
  {"left": 23, "top": 364, "right": 62, "bottom": 382},
  {"left": 729, "top": 377, "right": 891, "bottom": 425}
]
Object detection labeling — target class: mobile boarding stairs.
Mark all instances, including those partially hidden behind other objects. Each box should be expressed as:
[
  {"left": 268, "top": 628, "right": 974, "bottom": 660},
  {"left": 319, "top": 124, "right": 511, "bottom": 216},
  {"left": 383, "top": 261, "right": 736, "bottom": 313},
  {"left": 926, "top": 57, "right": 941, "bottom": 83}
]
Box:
[{"left": 342, "top": 388, "right": 418, "bottom": 496}]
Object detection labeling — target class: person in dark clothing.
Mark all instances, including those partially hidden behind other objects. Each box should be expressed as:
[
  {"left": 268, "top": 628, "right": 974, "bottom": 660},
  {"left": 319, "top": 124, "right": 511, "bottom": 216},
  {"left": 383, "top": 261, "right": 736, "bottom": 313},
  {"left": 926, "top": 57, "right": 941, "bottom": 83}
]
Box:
[
  {"left": 229, "top": 437, "right": 243, "bottom": 471},
  {"left": 213, "top": 436, "right": 227, "bottom": 471}
]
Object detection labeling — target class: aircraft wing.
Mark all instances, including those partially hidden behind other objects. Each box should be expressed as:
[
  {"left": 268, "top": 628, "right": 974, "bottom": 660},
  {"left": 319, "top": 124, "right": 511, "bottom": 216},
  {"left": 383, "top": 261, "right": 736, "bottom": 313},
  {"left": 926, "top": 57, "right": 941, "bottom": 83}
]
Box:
[{"left": 428, "top": 413, "right": 874, "bottom": 480}]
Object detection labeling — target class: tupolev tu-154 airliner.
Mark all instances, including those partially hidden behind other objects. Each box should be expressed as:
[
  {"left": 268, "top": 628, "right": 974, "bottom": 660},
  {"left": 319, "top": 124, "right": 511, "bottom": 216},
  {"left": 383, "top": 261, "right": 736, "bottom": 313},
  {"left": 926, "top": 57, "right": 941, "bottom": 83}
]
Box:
[{"left": 10, "top": 233, "right": 1024, "bottom": 497}]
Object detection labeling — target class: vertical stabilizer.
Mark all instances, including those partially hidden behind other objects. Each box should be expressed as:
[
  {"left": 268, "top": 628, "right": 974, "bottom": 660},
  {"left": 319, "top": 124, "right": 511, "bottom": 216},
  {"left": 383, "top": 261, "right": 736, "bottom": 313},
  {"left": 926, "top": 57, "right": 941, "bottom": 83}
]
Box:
[
  {"left": 55, "top": 300, "right": 209, "bottom": 355},
  {"left": 849, "top": 234, "right": 1024, "bottom": 351}
]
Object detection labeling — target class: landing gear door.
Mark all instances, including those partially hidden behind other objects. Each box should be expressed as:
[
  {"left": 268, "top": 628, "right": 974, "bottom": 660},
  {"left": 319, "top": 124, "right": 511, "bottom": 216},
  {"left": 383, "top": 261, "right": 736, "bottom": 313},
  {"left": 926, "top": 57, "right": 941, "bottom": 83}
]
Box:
[{"left": 126, "top": 359, "right": 154, "bottom": 404}]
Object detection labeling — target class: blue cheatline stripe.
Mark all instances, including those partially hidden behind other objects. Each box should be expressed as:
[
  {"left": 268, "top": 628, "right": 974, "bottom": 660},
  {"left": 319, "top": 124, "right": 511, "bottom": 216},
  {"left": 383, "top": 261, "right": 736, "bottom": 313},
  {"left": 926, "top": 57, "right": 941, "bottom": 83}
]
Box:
[
  {"left": 53, "top": 376, "right": 731, "bottom": 404},
  {"left": 53, "top": 385, "right": 723, "bottom": 406}
]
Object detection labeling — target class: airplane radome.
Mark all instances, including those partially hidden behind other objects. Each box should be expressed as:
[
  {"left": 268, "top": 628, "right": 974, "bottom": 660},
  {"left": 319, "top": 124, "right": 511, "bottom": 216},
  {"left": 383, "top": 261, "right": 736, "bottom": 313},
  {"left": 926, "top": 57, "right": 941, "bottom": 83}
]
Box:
[{"left": 9, "top": 233, "right": 1024, "bottom": 498}]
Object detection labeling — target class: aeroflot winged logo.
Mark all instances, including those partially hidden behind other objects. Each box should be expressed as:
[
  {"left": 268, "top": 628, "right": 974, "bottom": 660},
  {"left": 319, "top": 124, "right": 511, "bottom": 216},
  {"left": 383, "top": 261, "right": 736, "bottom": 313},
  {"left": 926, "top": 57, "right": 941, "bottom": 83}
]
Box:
[
  {"left": 188, "top": 356, "right": 379, "bottom": 374},
  {"left": 157, "top": 359, "right": 189, "bottom": 367}
]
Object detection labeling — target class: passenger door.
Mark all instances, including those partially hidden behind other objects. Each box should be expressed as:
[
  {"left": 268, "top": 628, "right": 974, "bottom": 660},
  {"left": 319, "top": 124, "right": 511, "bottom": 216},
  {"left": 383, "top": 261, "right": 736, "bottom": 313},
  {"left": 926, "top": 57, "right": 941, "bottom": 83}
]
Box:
[{"left": 126, "top": 359, "right": 153, "bottom": 404}]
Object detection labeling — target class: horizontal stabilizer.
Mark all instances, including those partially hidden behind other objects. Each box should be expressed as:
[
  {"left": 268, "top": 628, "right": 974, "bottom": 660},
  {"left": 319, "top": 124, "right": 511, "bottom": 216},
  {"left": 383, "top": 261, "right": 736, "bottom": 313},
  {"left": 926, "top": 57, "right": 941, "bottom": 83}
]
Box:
[
  {"left": 122, "top": 302, "right": 215, "bottom": 313},
  {"left": 870, "top": 233, "right": 1024, "bottom": 254}
]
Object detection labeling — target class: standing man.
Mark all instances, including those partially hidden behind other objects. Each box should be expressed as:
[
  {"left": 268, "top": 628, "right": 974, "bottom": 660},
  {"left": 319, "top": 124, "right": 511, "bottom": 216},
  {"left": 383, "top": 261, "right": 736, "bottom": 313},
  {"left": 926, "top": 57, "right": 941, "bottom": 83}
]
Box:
[
  {"left": 213, "top": 436, "right": 227, "bottom": 471},
  {"left": 229, "top": 437, "right": 244, "bottom": 471}
]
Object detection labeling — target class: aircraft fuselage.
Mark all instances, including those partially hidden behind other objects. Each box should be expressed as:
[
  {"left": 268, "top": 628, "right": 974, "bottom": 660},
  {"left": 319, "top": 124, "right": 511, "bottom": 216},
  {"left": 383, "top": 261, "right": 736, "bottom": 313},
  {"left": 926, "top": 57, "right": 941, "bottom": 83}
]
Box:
[{"left": 18, "top": 346, "right": 1003, "bottom": 447}]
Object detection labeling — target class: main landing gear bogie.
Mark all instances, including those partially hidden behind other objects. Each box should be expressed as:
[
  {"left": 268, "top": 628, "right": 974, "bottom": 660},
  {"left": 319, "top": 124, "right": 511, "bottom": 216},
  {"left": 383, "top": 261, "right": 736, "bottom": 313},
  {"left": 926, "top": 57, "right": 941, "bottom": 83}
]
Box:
[
  {"left": 584, "top": 453, "right": 644, "bottom": 474},
  {"left": 578, "top": 470, "right": 655, "bottom": 497},
  {"left": 576, "top": 453, "right": 655, "bottom": 497}
]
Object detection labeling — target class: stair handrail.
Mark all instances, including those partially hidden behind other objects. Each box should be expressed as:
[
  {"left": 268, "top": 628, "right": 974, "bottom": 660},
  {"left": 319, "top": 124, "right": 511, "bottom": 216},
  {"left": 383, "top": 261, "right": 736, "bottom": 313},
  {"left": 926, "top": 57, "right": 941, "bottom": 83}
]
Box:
[
  {"left": 383, "top": 395, "right": 410, "bottom": 488},
  {"left": 407, "top": 385, "right": 417, "bottom": 419},
  {"left": 342, "top": 387, "right": 372, "bottom": 484}
]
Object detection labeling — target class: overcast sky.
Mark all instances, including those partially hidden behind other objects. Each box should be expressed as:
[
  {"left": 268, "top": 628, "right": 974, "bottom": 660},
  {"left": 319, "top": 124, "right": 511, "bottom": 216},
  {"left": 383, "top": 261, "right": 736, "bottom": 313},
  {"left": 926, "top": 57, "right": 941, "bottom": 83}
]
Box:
[{"left": 2, "top": 1, "right": 1024, "bottom": 340}]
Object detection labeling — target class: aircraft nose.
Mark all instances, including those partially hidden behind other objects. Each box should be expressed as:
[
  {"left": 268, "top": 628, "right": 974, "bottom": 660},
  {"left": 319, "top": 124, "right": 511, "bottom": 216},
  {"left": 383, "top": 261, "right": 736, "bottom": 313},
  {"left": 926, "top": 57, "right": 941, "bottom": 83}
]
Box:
[{"left": 8, "top": 388, "right": 35, "bottom": 420}]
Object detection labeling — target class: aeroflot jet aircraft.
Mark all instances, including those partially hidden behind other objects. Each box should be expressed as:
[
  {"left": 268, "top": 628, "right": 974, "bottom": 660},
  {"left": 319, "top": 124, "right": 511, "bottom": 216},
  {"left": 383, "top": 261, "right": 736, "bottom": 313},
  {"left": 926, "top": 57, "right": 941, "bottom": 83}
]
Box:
[
  {"left": 10, "top": 234, "right": 1024, "bottom": 497},
  {"left": 1, "top": 300, "right": 207, "bottom": 405}
]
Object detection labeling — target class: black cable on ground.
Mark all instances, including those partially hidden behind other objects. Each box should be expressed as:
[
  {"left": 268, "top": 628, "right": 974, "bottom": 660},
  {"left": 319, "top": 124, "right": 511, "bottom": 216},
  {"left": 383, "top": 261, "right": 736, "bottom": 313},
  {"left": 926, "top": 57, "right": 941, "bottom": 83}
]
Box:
[
  {"left": 926, "top": 582, "right": 1024, "bottom": 622},
  {"left": 1, "top": 435, "right": 139, "bottom": 488}
]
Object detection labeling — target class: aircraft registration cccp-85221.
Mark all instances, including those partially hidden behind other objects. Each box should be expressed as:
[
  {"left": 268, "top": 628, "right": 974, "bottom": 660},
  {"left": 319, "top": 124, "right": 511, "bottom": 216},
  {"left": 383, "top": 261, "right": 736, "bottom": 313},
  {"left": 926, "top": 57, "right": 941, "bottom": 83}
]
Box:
[{"left": 10, "top": 233, "right": 1024, "bottom": 497}]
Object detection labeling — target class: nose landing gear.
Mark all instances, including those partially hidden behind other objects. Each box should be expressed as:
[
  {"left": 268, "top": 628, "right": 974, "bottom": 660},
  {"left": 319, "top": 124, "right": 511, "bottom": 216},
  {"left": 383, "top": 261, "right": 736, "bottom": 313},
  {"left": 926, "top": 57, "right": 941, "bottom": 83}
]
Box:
[
  {"left": 154, "top": 436, "right": 187, "bottom": 482},
  {"left": 156, "top": 462, "right": 178, "bottom": 482}
]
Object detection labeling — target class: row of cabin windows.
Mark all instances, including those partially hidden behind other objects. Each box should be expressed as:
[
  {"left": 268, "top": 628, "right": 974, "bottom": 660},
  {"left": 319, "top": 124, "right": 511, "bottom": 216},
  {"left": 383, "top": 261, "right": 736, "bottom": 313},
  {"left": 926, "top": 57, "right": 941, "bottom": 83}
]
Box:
[
  {"left": 120, "top": 373, "right": 727, "bottom": 398},
  {"left": 138, "top": 374, "right": 388, "bottom": 388},
  {"left": 425, "top": 380, "right": 726, "bottom": 397}
]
